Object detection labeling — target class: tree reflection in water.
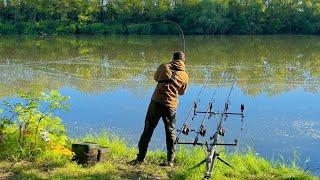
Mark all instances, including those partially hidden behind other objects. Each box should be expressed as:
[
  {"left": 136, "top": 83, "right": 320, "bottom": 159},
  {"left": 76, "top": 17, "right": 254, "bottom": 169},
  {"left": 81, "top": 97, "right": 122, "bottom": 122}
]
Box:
[{"left": 0, "top": 35, "right": 319, "bottom": 97}]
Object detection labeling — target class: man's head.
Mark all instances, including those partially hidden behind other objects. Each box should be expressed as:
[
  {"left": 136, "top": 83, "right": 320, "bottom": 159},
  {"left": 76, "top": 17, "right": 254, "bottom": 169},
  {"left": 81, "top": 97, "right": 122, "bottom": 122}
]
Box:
[{"left": 172, "top": 51, "right": 185, "bottom": 62}]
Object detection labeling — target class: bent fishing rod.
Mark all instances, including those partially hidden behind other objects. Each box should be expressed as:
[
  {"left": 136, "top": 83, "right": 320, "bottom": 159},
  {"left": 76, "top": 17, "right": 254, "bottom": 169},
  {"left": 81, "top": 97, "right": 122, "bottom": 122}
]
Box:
[
  {"left": 163, "top": 20, "right": 185, "bottom": 53},
  {"left": 175, "top": 81, "right": 245, "bottom": 179},
  {"left": 126, "top": 20, "right": 186, "bottom": 53}
]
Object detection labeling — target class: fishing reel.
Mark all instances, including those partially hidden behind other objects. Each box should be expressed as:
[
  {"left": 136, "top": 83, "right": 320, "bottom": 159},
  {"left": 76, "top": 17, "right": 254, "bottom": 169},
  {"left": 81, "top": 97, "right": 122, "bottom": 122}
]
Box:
[
  {"left": 218, "top": 128, "right": 225, "bottom": 136},
  {"left": 181, "top": 124, "right": 190, "bottom": 135},
  {"left": 199, "top": 124, "right": 206, "bottom": 137},
  {"left": 225, "top": 102, "right": 229, "bottom": 111},
  {"left": 224, "top": 102, "right": 229, "bottom": 118},
  {"left": 241, "top": 104, "right": 244, "bottom": 113},
  {"left": 240, "top": 104, "right": 245, "bottom": 118}
]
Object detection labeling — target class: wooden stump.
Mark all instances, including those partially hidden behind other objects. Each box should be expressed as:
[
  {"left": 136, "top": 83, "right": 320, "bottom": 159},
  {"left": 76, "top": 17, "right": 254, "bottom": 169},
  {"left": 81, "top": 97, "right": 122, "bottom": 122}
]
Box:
[
  {"left": 72, "top": 142, "right": 109, "bottom": 166},
  {"left": 72, "top": 142, "right": 99, "bottom": 166},
  {"left": 97, "top": 146, "right": 109, "bottom": 162}
]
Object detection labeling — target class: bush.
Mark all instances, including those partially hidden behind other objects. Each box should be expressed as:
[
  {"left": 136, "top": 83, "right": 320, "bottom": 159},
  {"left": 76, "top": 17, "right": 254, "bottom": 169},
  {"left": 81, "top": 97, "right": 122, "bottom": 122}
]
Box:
[
  {"left": 21, "top": 22, "right": 37, "bottom": 34},
  {"left": 0, "top": 91, "right": 72, "bottom": 162},
  {"left": 127, "top": 23, "right": 151, "bottom": 35},
  {"left": 56, "top": 22, "right": 78, "bottom": 34},
  {"left": 0, "top": 22, "right": 16, "bottom": 34}
]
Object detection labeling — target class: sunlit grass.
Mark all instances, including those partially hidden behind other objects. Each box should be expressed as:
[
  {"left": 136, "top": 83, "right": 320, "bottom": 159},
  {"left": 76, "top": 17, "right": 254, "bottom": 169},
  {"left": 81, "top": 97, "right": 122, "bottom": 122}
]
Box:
[{"left": 0, "top": 132, "right": 317, "bottom": 180}]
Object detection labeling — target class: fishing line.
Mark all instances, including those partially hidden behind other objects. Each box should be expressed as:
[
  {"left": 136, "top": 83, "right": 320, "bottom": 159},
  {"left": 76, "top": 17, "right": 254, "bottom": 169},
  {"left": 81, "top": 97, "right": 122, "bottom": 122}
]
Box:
[
  {"left": 212, "top": 80, "right": 237, "bottom": 141},
  {"left": 125, "top": 20, "right": 186, "bottom": 53},
  {"left": 225, "top": 80, "right": 236, "bottom": 105},
  {"left": 193, "top": 87, "right": 218, "bottom": 143}
]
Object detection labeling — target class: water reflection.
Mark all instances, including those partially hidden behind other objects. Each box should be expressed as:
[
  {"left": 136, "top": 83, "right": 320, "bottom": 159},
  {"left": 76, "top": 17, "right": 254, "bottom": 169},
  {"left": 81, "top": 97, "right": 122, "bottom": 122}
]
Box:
[{"left": 0, "top": 35, "right": 320, "bottom": 97}]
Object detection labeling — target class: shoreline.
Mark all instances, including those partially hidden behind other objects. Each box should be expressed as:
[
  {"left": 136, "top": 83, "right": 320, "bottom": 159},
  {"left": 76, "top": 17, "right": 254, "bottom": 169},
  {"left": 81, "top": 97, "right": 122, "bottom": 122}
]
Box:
[{"left": 0, "top": 132, "right": 318, "bottom": 179}]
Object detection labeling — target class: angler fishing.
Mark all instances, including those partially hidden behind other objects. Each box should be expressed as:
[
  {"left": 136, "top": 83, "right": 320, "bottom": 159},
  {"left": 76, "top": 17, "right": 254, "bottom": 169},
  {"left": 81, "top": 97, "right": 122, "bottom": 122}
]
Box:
[
  {"left": 130, "top": 20, "right": 188, "bottom": 167},
  {"left": 129, "top": 20, "right": 246, "bottom": 178}
]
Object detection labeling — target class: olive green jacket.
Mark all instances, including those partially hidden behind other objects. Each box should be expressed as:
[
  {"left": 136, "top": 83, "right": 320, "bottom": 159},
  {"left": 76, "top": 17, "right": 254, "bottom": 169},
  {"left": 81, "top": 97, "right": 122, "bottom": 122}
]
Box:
[{"left": 151, "top": 60, "right": 188, "bottom": 108}]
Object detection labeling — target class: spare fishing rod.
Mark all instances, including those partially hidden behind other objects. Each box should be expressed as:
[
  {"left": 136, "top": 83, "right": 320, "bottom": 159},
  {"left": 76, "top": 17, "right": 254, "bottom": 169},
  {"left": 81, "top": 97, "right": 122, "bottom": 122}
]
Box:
[
  {"left": 203, "top": 81, "right": 237, "bottom": 178},
  {"left": 191, "top": 88, "right": 218, "bottom": 144},
  {"left": 175, "top": 78, "right": 209, "bottom": 143},
  {"left": 205, "top": 81, "right": 244, "bottom": 179},
  {"left": 176, "top": 81, "right": 245, "bottom": 179},
  {"left": 176, "top": 82, "right": 235, "bottom": 146}
]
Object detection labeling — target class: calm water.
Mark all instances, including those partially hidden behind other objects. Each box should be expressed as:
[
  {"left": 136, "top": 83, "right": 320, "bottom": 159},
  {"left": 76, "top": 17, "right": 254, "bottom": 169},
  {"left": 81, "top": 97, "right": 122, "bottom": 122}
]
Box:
[{"left": 0, "top": 35, "right": 319, "bottom": 175}]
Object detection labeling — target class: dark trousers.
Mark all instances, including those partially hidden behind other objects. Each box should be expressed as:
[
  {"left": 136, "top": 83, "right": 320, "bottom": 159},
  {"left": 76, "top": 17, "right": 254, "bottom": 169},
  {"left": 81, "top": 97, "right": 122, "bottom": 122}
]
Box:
[{"left": 137, "top": 100, "right": 176, "bottom": 162}]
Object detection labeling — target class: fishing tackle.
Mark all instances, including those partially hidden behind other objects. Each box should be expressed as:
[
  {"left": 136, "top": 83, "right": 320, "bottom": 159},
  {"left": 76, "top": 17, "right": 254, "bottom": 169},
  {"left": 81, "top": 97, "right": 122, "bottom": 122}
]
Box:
[
  {"left": 218, "top": 128, "right": 225, "bottom": 136},
  {"left": 175, "top": 81, "right": 245, "bottom": 179},
  {"left": 180, "top": 124, "right": 190, "bottom": 135},
  {"left": 163, "top": 20, "right": 185, "bottom": 53},
  {"left": 199, "top": 125, "right": 206, "bottom": 137}
]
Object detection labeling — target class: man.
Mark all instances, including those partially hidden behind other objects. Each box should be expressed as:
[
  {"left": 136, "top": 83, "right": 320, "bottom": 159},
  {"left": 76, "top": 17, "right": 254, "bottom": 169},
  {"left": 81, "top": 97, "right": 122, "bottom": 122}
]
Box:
[{"left": 132, "top": 51, "right": 188, "bottom": 167}]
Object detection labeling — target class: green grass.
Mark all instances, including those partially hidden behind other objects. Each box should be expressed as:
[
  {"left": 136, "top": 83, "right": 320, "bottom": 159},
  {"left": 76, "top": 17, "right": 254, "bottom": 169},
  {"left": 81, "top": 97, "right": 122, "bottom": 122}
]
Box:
[{"left": 0, "top": 132, "right": 318, "bottom": 180}]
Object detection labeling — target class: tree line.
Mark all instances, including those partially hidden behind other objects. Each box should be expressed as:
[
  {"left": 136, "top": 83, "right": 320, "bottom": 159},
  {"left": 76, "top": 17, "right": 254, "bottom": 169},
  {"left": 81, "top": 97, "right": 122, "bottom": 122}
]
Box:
[{"left": 0, "top": 0, "right": 319, "bottom": 35}]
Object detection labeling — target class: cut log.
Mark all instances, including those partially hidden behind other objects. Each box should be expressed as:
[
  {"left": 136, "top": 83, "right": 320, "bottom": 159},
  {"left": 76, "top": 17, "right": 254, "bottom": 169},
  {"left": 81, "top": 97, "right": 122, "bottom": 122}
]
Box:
[
  {"left": 72, "top": 142, "right": 99, "bottom": 166},
  {"left": 72, "top": 142, "right": 109, "bottom": 166},
  {"left": 97, "top": 146, "right": 109, "bottom": 162}
]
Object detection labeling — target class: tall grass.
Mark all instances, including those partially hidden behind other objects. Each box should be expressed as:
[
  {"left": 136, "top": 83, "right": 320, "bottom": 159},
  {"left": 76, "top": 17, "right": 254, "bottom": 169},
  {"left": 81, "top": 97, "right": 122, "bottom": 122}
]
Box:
[{"left": 0, "top": 132, "right": 317, "bottom": 180}]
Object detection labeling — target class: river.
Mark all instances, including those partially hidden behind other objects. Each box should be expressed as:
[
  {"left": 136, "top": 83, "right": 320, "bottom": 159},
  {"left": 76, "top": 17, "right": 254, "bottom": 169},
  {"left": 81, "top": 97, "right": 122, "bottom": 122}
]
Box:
[{"left": 0, "top": 35, "right": 319, "bottom": 175}]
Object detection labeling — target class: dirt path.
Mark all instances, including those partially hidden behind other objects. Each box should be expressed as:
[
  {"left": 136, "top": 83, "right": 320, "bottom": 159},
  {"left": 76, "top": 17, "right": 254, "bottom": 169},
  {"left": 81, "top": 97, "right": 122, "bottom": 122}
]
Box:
[
  {"left": 0, "top": 159, "right": 174, "bottom": 179},
  {"left": 114, "top": 158, "right": 173, "bottom": 179}
]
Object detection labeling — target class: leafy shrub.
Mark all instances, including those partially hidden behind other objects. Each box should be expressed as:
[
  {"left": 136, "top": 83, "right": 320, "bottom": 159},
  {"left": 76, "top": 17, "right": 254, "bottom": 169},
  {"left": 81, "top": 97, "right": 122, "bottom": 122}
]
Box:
[
  {"left": 20, "top": 22, "right": 37, "bottom": 34},
  {"left": 127, "top": 24, "right": 151, "bottom": 35},
  {"left": 56, "top": 22, "right": 77, "bottom": 34},
  {"left": 0, "top": 91, "right": 72, "bottom": 162},
  {"left": 0, "top": 22, "right": 16, "bottom": 34}
]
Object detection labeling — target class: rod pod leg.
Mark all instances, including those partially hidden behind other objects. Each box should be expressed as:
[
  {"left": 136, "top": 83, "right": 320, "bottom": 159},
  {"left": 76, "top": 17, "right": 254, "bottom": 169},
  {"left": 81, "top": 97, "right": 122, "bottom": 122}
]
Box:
[
  {"left": 204, "top": 147, "right": 217, "bottom": 180},
  {"left": 188, "top": 159, "right": 206, "bottom": 170}
]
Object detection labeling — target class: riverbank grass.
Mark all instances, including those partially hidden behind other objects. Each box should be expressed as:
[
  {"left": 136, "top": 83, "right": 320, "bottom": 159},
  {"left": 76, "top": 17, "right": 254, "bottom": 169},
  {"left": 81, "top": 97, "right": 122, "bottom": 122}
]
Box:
[{"left": 0, "top": 132, "right": 317, "bottom": 180}]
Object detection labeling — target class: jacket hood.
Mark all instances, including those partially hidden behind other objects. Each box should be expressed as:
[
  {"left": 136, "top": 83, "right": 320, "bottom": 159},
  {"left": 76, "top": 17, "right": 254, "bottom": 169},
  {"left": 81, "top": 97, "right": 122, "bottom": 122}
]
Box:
[{"left": 170, "top": 60, "right": 185, "bottom": 71}]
